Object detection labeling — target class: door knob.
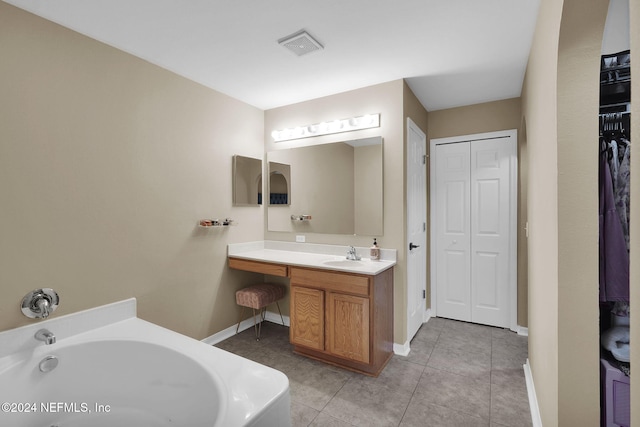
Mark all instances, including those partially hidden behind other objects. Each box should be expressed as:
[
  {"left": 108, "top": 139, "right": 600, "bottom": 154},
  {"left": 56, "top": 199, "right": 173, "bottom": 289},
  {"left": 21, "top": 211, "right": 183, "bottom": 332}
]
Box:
[{"left": 409, "top": 243, "right": 420, "bottom": 250}]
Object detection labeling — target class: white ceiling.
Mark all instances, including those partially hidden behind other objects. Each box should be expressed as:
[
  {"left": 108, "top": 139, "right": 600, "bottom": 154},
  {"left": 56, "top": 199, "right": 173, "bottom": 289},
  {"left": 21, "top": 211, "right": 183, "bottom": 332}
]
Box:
[{"left": 4, "top": 0, "right": 540, "bottom": 111}]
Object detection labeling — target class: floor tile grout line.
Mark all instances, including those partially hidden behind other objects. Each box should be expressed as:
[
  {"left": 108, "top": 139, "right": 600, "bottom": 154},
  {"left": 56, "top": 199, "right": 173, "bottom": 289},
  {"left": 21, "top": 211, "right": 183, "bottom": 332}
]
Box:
[
  {"left": 395, "top": 390, "right": 415, "bottom": 427},
  {"left": 396, "top": 363, "right": 429, "bottom": 427},
  {"left": 318, "top": 371, "right": 352, "bottom": 413}
]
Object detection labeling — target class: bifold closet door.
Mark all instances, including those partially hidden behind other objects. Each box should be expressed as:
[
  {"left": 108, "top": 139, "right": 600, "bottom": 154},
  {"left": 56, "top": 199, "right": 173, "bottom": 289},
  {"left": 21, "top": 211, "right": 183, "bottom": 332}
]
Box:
[
  {"left": 435, "top": 142, "right": 472, "bottom": 322},
  {"left": 469, "top": 139, "right": 512, "bottom": 327},
  {"left": 435, "top": 137, "right": 513, "bottom": 328}
]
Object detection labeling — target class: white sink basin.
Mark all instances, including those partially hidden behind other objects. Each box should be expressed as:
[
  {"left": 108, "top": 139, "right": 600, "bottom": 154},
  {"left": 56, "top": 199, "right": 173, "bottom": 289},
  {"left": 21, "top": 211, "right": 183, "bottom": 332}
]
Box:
[{"left": 322, "top": 259, "right": 366, "bottom": 267}]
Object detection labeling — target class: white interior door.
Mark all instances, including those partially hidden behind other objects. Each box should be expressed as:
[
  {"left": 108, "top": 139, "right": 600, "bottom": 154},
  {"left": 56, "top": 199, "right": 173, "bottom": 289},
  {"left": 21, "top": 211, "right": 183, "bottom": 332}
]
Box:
[
  {"left": 470, "top": 139, "right": 513, "bottom": 327},
  {"left": 406, "top": 118, "right": 427, "bottom": 341},
  {"left": 435, "top": 142, "right": 472, "bottom": 321},
  {"left": 431, "top": 131, "right": 517, "bottom": 330}
]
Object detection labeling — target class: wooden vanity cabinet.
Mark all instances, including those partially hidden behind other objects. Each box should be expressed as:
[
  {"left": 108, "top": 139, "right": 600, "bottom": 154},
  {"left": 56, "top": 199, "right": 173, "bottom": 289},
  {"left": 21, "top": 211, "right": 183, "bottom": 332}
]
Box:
[
  {"left": 290, "top": 286, "right": 325, "bottom": 351},
  {"left": 289, "top": 266, "right": 393, "bottom": 376},
  {"left": 228, "top": 257, "right": 288, "bottom": 277}
]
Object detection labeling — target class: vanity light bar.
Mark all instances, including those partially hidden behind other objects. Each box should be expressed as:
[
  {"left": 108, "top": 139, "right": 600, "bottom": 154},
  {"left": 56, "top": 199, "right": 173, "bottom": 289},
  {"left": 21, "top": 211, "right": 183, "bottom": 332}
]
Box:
[{"left": 271, "top": 114, "right": 380, "bottom": 142}]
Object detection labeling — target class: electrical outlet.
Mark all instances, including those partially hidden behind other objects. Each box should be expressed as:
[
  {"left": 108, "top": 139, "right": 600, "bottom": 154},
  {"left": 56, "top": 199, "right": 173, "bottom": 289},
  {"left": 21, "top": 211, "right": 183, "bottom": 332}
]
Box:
[{"left": 296, "top": 235, "right": 305, "bottom": 243}]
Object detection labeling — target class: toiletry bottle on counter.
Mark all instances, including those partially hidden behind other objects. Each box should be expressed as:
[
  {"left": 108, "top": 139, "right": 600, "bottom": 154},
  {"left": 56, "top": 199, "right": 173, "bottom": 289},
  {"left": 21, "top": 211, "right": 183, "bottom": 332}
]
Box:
[{"left": 370, "top": 238, "right": 380, "bottom": 260}]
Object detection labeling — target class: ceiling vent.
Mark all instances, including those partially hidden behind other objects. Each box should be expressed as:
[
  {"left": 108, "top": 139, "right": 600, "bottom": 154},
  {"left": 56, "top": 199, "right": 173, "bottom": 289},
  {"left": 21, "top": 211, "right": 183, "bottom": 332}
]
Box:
[{"left": 278, "top": 30, "right": 323, "bottom": 56}]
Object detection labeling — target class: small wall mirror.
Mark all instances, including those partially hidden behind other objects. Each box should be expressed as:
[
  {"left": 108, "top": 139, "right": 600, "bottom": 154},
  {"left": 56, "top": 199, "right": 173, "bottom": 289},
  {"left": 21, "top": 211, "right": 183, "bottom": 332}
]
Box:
[
  {"left": 268, "top": 162, "right": 290, "bottom": 206},
  {"left": 232, "top": 155, "right": 262, "bottom": 206},
  {"left": 267, "top": 136, "right": 383, "bottom": 235}
]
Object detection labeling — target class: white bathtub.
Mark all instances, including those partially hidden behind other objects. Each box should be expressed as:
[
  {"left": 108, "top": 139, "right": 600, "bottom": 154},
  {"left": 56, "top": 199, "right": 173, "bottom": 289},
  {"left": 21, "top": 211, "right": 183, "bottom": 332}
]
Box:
[{"left": 0, "top": 299, "right": 291, "bottom": 427}]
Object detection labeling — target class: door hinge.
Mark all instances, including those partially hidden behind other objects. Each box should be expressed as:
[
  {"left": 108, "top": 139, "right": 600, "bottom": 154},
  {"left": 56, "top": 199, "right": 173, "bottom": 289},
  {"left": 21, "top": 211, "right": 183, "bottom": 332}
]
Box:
[
  {"left": 422, "top": 154, "right": 427, "bottom": 164},
  {"left": 423, "top": 222, "right": 426, "bottom": 232},
  {"left": 422, "top": 290, "right": 426, "bottom": 299}
]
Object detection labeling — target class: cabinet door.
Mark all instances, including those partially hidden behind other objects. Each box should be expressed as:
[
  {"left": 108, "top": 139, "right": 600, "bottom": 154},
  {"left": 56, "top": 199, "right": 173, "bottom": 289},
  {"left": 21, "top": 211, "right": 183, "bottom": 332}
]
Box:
[
  {"left": 326, "top": 292, "right": 370, "bottom": 363},
  {"left": 290, "top": 286, "right": 324, "bottom": 351}
]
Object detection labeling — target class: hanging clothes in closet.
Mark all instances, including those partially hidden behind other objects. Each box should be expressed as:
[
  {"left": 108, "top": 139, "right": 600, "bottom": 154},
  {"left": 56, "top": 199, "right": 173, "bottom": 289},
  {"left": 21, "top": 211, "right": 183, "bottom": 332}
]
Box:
[
  {"left": 599, "top": 50, "right": 631, "bottom": 427},
  {"left": 599, "top": 112, "right": 630, "bottom": 302}
]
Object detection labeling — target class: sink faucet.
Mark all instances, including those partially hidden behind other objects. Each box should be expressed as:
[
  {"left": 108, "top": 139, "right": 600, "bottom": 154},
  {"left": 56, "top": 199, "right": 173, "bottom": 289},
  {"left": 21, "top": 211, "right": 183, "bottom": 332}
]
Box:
[
  {"left": 35, "top": 329, "right": 56, "bottom": 345},
  {"left": 346, "top": 246, "right": 361, "bottom": 261}
]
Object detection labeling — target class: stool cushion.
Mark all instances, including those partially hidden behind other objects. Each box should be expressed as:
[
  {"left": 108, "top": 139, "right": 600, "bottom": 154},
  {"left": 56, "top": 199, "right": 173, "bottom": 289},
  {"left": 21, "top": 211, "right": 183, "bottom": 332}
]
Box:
[{"left": 236, "top": 284, "right": 285, "bottom": 310}]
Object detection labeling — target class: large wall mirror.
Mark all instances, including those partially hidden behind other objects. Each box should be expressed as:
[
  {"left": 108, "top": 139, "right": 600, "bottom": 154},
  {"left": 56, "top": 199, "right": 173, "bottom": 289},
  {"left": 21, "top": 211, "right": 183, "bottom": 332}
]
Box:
[
  {"left": 267, "top": 137, "right": 383, "bottom": 235},
  {"left": 232, "top": 155, "right": 262, "bottom": 206}
]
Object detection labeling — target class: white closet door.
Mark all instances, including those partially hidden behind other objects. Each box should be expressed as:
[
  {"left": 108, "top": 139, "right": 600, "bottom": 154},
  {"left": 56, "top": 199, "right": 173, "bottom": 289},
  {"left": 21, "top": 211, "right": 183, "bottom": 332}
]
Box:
[
  {"left": 433, "top": 133, "right": 516, "bottom": 329},
  {"left": 435, "top": 142, "right": 471, "bottom": 322},
  {"left": 470, "top": 138, "right": 513, "bottom": 327}
]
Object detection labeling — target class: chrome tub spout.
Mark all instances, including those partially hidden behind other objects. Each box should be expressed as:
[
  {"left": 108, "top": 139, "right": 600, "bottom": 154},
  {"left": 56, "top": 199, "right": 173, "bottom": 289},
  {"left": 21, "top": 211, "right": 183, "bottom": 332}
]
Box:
[{"left": 35, "top": 329, "right": 56, "bottom": 345}]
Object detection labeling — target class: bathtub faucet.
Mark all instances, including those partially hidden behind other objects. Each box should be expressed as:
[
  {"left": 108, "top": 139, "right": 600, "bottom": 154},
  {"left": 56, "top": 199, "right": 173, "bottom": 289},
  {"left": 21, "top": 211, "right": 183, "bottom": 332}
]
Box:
[
  {"left": 35, "top": 328, "right": 56, "bottom": 345},
  {"left": 20, "top": 288, "right": 59, "bottom": 319}
]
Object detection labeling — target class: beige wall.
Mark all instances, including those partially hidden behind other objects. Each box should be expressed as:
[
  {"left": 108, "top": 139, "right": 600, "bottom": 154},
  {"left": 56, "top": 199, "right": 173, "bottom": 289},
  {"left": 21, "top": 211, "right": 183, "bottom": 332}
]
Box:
[
  {"left": 556, "top": 0, "right": 609, "bottom": 424},
  {"left": 265, "top": 80, "right": 417, "bottom": 345},
  {"left": 427, "top": 98, "right": 522, "bottom": 139},
  {"left": 403, "top": 81, "right": 429, "bottom": 135},
  {"left": 521, "top": 0, "right": 563, "bottom": 424},
  {"left": 427, "top": 98, "right": 527, "bottom": 327},
  {"left": 0, "top": 3, "right": 265, "bottom": 338}
]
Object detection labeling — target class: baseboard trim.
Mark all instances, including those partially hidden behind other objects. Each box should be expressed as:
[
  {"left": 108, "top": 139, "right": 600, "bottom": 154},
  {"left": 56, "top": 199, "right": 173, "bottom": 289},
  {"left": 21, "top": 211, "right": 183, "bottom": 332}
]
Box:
[
  {"left": 394, "top": 341, "right": 411, "bottom": 356},
  {"left": 263, "top": 310, "right": 291, "bottom": 327},
  {"left": 516, "top": 325, "right": 529, "bottom": 336},
  {"left": 523, "top": 358, "right": 542, "bottom": 427},
  {"left": 201, "top": 311, "right": 291, "bottom": 346},
  {"left": 396, "top": 312, "right": 436, "bottom": 356}
]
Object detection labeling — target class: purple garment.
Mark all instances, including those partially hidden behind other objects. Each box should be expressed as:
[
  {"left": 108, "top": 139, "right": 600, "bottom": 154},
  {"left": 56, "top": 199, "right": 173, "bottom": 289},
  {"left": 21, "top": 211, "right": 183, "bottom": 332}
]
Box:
[
  {"left": 614, "top": 142, "right": 630, "bottom": 250},
  {"left": 599, "top": 154, "right": 629, "bottom": 302}
]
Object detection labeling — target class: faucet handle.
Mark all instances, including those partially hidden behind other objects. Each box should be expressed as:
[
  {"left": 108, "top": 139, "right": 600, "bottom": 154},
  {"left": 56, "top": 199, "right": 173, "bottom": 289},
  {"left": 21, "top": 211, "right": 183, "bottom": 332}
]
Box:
[
  {"left": 36, "top": 298, "right": 50, "bottom": 318},
  {"left": 21, "top": 288, "right": 59, "bottom": 319}
]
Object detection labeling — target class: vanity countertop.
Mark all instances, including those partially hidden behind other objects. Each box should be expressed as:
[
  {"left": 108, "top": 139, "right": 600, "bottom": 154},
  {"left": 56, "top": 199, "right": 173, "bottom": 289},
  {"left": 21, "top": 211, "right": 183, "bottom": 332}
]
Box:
[{"left": 228, "top": 241, "right": 396, "bottom": 276}]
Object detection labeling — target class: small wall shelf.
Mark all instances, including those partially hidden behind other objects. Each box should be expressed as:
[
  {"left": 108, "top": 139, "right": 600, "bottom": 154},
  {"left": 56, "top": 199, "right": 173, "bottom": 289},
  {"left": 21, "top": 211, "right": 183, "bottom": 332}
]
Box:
[
  {"left": 198, "top": 218, "right": 234, "bottom": 228},
  {"left": 291, "top": 215, "right": 312, "bottom": 222}
]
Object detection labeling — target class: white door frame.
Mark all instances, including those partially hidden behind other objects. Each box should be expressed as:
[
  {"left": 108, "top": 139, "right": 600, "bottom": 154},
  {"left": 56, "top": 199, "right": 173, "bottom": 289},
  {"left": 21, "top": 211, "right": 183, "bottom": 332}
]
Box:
[
  {"left": 406, "top": 118, "right": 427, "bottom": 343},
  {"left": 429, "top": 129, "right": 518, "bottom": 331}
]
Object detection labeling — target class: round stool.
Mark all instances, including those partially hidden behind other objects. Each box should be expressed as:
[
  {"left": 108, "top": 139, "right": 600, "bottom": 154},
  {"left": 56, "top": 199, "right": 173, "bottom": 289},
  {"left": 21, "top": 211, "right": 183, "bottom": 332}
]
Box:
[{"left": 235, "top": 283, "right": 285, "bottom": 340}]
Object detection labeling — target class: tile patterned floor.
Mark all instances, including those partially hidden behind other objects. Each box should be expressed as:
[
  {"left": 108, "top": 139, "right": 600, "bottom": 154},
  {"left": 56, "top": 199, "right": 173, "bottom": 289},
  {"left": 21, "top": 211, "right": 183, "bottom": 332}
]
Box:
[{"left": 214, "top": 317, "right": 532, "bottom": 427}]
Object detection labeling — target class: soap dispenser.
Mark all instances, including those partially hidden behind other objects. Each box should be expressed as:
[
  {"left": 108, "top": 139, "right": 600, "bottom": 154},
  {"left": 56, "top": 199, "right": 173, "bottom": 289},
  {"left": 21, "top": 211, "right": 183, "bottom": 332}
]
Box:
[{"left": 370, "top": 238, "right": 380, "bottom": 261}]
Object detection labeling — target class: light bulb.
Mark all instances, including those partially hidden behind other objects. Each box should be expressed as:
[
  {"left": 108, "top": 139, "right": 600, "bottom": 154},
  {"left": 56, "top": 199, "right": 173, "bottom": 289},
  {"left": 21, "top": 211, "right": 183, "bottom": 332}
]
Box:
[
  {"left": 292, "top": 127, "right": 305, "bottom": 138},
  {"left": 361, "top": 114, "right": 374, "bottom": 125},
  {"left": 328, "top": 119, "right": 343, "bottom": 132}
]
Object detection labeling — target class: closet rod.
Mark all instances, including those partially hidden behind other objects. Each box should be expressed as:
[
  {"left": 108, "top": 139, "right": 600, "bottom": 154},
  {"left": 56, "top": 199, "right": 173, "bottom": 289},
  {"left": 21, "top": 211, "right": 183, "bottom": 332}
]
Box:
[{"left": 599, "top": 111, "right": 630, "bottom": 117}]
